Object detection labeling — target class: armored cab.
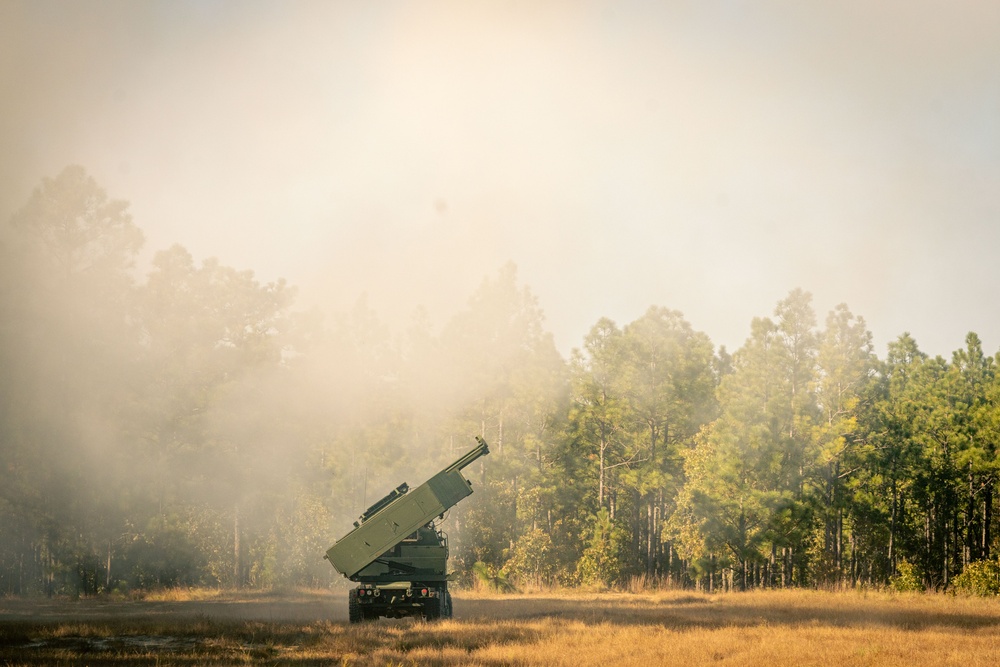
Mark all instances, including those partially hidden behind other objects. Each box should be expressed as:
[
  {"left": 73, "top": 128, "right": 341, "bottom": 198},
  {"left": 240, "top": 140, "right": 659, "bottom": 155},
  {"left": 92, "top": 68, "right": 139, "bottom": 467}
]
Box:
[{"left": 325, "top": 437, "right": 489, "bottom": 622}]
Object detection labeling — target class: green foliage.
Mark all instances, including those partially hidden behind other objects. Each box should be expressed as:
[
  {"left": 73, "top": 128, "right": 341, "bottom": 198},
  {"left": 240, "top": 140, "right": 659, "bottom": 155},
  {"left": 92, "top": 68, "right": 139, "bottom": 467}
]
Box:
[
  {"left": 890, "top": 560, "right": 924, "bottom": 593},
  {"left": 472, "top": 561, "right": 516, "bottom": 593},
  {"left": 952, "top": 559, "right": 1000, "bottom": 597},
  {"left": 576, "top": 509, "right": 629, "bottom": 587},
  {"left": 4, "top": 167, "right": 1000, "bottom": 597},
  {"left": 124, "top": 515, "right": 210, "bottom": 589},
  {"left": 453, "top": 481, "right": 516, "bottom": 575},
  {"left": 504, "top": 528, "right": 556, "bottom": 587},
  {"left": 271, "top": 494, "right": 336, "bottom": 587}
]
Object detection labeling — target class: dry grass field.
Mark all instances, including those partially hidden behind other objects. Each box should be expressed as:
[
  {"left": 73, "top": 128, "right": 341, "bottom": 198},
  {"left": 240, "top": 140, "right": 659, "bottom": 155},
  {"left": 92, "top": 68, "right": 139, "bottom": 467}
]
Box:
[{"left": 2, "top": 587, "right": 999, "bottom": 666}]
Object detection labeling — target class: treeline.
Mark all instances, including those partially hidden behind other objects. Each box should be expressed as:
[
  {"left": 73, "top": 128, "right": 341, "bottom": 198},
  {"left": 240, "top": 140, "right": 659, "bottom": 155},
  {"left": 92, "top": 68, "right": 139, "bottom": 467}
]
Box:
[{"left": 1, "top": 167, "right": 998, "bottom": 596}]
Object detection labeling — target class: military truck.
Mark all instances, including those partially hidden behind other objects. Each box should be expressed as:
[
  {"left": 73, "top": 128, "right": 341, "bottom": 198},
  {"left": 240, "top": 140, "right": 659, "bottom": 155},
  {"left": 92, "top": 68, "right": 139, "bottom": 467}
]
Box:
[{"left": 324, "top": 437, "right": 489, "bottom": 622}]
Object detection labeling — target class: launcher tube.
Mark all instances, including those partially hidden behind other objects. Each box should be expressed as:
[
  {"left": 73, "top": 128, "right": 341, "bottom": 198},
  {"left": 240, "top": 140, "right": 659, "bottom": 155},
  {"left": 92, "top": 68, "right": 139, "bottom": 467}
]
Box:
[{"left": 444, "top": 436, "right": 490, "bottom": 473}]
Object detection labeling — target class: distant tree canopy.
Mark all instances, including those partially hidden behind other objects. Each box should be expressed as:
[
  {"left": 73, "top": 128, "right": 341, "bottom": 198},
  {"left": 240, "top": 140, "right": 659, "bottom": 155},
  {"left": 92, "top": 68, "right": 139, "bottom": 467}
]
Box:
[{"left": 2, "top": 167, "right": 999, "bottom": 596}]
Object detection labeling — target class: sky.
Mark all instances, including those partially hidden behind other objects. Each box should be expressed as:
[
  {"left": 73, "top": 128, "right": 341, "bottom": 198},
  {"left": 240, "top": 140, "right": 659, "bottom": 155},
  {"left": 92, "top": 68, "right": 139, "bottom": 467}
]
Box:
[{"left": 2, "top": 0, "right": 999, "bottom": 358}]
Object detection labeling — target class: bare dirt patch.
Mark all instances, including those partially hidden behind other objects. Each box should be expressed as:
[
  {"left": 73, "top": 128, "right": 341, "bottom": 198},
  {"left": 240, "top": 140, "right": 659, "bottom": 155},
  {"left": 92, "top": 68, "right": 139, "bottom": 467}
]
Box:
[{"left": 0, "top": 589, "right": 345, "bottom": 624}]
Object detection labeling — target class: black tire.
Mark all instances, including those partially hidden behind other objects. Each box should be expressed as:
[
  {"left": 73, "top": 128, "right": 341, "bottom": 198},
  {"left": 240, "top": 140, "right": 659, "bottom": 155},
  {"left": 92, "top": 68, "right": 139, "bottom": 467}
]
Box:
[
  {"left": 443, "top": 590, "right": 453, "bottom": 619},
  {"left": 348, "top": 595, "right": 362, "bottom": 624}
]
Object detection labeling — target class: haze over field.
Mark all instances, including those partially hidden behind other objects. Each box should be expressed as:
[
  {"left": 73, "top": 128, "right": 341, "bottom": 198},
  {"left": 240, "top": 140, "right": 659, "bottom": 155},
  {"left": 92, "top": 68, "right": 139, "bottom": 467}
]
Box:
[
  {"left": 6, "top": 1, "right": 1000, "bottom": 601},
  {"left": 3, "top": 0, "right": 999, "bottom": 356}
]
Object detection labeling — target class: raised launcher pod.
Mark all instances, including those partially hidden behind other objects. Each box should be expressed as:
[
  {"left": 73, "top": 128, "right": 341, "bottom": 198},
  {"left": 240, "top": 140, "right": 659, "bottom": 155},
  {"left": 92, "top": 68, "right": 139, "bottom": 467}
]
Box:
[{"left": 324, "top": 437, "right": 489, "bottom": 622}]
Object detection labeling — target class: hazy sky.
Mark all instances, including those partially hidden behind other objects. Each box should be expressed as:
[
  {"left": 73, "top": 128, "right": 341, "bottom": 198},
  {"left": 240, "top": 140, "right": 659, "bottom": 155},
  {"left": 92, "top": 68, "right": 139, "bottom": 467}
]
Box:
[{"left": 3, "top": 1, "right": 998, "bottom": 357}]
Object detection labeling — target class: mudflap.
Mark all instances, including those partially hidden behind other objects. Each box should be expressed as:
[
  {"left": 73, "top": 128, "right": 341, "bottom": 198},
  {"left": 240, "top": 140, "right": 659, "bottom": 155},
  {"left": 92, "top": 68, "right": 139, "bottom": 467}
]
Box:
[{"left": 421, "top": 584, "right": 452, "bottom": 621}]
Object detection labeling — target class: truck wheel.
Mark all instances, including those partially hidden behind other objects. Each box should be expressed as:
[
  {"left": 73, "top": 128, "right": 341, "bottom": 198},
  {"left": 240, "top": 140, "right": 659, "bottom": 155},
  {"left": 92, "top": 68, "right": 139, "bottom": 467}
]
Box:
[
  {"left": 348, "top": 596, "right": 362, "bottom": 624},
  {"left": 444, "top": 591, "right": 453, "bottom": 619}
]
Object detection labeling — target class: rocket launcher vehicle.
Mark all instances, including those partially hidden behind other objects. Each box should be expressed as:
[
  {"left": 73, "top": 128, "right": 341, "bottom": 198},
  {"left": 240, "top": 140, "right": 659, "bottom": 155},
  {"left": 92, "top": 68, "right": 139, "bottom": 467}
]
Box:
[{"left": 324, "top": 437, "right": 489, "bottom": 621}]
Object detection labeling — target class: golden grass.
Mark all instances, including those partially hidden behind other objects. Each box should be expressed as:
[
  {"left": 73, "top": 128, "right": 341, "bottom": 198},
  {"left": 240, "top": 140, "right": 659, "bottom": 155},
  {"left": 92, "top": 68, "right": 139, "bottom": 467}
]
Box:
[
  {"left": 135, "top": 585, "right": 327, "bottom": 602},
  {"left": 135, "top": 586, "right": 228, "bottom": 602},
  {"left": 1, "top": 588, "right": 999, "bottom": 665}
]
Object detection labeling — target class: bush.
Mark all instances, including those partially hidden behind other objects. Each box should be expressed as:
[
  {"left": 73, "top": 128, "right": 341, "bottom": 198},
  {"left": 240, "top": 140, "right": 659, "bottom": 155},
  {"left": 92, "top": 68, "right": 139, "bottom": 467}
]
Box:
[
  {"left": 576, "top": 509, "right": 629, "bottom": 588},
  {"left": 889, "top": 560, "right": 923, "bottom": 593},
  {"left": 504, "top": 528, "right": 556, "bottom": 588},
  {"left": 952, "top": 558, "right": 1000, "bottom": 597},
  {"left": 472, "top": 561, "right": 515, "bottom": 593}
]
